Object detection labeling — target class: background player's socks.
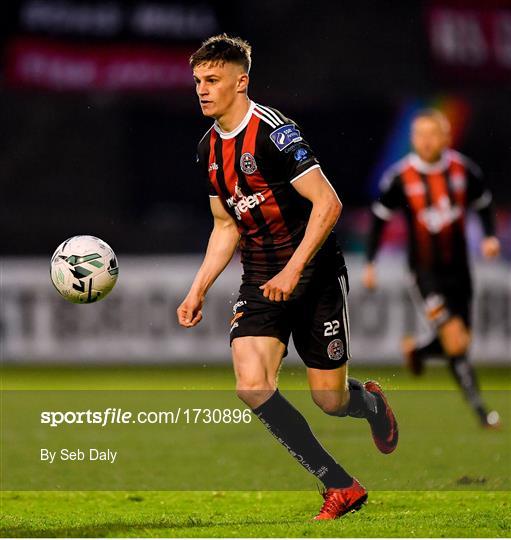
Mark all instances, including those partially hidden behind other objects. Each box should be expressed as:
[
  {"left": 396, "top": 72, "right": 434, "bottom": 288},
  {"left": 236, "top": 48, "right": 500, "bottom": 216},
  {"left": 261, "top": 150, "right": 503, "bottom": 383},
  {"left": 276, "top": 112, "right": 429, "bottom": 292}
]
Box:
[
  {"left": 448, "top": 355, "right": 488, "bottom": 423},
  {"left": 342, "top": 378, "right": 378, "bottom": 419},
  {"left": 252, "top": 389, "right": 353, "bottom": 488}
]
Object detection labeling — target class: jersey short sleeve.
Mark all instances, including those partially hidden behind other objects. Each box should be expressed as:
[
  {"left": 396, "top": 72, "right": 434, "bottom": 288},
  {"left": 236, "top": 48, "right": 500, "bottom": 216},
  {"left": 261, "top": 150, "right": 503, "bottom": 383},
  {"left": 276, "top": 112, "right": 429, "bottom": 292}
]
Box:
[
  {"left": 372, "top": 167, "right": 404, "bottom": 220},
  {"left": 196, "top": 130, "right": 218, "bottom": 197},
  {"left": 261, "top": 118, "right": 320, "bottom": 184},
  {"left": 464, "top": 157, "right": 492, "bottom": 209}
]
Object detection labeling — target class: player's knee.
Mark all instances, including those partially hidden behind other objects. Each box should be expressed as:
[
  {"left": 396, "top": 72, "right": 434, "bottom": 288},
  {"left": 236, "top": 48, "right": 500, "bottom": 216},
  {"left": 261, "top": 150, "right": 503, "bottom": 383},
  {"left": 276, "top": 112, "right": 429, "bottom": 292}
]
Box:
[
  {"left": 235, "top": 380, "right": 275, "bottom": 409},
  {"left": 443, "top": 340, "right": 467, "bottom": 357},
  {"left": 311, "top": 388, "right": 349, "bottom": 416},
  {"left": 440, "top": 318, "right": 470, "bottom": 356}
]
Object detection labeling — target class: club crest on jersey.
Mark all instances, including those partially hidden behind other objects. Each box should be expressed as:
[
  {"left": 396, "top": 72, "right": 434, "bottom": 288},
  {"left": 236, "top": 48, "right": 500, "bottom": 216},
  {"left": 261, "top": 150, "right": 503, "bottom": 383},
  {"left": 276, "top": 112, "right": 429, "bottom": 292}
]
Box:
[
  {"left": 240, "top": 152, "right": 257, "bottom": 175},
  {"left": 327, "top": 339, "right": 344, "bottom": 361},
  {"left": 270, "top": 124, "right": 302, "bottom": 151}
]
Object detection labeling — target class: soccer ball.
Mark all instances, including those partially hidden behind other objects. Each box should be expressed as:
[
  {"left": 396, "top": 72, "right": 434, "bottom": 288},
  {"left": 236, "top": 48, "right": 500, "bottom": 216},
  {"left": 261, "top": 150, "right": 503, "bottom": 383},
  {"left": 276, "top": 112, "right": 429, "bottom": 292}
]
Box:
[{"left": 50, "top": 235, "right": 119, "bottom": 304}]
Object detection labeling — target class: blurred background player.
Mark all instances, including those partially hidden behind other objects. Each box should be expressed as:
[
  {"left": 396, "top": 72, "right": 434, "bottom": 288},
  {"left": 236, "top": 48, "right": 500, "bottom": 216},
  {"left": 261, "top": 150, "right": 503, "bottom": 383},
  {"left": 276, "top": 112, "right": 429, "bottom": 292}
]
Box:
[
  {"left": 362, "top": 109, "right": 501, "bottom": 429},
  {"left": 177, "top": 34, "right": 398, "bottom": 520}
]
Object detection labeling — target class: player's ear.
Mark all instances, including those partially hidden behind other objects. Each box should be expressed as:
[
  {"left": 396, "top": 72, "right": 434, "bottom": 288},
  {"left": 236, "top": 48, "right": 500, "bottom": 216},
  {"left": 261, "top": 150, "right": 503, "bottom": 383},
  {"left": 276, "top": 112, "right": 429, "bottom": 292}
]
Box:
[{"left": 237, "top": 73, "right": 249, "bottom": 93}]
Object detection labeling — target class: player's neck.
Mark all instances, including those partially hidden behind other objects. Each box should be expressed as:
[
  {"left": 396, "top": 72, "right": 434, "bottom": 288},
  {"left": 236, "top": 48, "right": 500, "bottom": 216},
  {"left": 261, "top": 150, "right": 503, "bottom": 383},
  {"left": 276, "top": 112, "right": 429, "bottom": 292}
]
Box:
[
  {"left": 415, "top": 150, "right": 446, "bottom": 165},
  {"left": 215, "top": 97, "right": 251, "bottom": 133},
  {"left": 410, "top": 150, "right": 450, "bottom": 174}
]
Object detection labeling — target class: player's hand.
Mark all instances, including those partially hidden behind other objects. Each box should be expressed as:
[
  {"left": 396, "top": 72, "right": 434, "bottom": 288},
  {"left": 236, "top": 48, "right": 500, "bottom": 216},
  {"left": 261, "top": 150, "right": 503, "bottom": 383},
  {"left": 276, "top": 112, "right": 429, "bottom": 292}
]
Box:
[
  {"left": 259, "top": 267, "right": 301, "bottom": 302},
  {"left": 362, "top": 263, "right": 377, "bottom": 290},
  {"left": 481, "top": 236, "right": 500, "bottom": 259},
  {"left": 177, "top": 293, "right": 204, "bottom": 328}
]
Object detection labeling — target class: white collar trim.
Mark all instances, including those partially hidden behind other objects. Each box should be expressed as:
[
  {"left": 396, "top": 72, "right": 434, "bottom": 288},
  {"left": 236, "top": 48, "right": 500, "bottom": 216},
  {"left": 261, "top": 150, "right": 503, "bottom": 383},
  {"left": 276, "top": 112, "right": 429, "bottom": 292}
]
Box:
[
  {"left": 409, "top": 151, "right": 450, "bottom": 174},
  {"left": 214, "top": 100, "right": 255, "bottom": 139}
]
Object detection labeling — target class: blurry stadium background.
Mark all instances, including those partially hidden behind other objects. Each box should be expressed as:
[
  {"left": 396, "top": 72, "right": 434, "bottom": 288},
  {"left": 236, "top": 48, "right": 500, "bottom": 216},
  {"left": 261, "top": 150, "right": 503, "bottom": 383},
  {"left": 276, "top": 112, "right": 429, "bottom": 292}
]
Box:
[{"left": 1, "top": 0, "right": 510, "bottom": 365}]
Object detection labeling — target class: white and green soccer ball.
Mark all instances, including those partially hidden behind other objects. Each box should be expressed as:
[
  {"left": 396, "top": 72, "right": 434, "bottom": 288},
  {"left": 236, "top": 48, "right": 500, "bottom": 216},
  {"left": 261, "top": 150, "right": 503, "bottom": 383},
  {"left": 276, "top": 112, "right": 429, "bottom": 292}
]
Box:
[{"left": 50, "top": 235, "right": 119, "bottom": 304}]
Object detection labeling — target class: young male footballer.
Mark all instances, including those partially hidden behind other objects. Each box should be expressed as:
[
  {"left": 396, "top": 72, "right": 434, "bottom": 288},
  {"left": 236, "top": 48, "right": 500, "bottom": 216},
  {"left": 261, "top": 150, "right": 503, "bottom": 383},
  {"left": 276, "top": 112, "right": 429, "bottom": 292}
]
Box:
[
  {"left": 177, "top": 34, "right": 398, "bottom": 520},
  {"left": 362, "top": 109, "right": 501, "bottom": 428}
]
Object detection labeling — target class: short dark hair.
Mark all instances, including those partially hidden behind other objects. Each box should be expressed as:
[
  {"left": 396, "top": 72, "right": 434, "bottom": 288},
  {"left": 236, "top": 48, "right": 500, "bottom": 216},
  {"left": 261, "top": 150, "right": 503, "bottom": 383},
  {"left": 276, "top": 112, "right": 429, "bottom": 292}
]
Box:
[{"left": 190, "top": 34, "right": 252, "bottom": 72}]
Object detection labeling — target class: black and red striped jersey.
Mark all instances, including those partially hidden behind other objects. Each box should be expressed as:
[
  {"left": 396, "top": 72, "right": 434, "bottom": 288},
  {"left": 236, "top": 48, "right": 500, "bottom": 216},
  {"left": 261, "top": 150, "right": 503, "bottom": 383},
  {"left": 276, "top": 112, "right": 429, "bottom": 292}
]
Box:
[
  {"left": 367, "top": 149, "right": 495, "bottom": 274},
  {"left": 197, "top": 100, "right": 338, "bottom": 284}
]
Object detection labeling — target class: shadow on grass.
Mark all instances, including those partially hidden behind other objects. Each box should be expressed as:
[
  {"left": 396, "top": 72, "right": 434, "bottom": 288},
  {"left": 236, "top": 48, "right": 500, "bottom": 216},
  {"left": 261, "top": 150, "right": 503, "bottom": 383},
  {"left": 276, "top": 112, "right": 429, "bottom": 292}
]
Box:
[{"left": 0, "top": 515, "right": 305, "bottom": 538}]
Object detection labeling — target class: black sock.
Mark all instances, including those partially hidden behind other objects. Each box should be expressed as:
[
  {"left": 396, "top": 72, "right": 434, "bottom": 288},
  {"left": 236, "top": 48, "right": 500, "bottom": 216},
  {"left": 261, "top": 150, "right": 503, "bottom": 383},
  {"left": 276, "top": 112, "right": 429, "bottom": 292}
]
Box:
[
  {"left": 342, "top": 378, "right": 379, "bottom": 419},
  {"left": 252, "top": 389, "right": 353, "bottom": 488},
  {"left": 448, "top": 355, "right": 488, "bottom": 422},
  {"left": 415, "top": 336, "right": 444, "bottom": 361}
]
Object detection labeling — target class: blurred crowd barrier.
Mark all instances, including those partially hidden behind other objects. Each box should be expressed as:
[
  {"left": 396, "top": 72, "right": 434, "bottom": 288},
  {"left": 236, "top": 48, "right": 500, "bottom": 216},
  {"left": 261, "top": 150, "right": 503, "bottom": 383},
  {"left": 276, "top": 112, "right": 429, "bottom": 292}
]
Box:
[{"left": 1, "top": 256, "right": 509, "bottom": 364}]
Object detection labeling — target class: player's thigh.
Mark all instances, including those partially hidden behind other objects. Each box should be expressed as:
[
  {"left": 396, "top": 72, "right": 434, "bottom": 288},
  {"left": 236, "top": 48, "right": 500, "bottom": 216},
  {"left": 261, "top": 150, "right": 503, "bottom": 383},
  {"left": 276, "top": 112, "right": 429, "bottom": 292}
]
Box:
[
  {"left": 232, "top": 335, "right": 286, "bottom": 388},
  {"left": 307, "top": 363, "right": 349, "bottom": 415},
  {"left": 232, "top": 336, "right": 286, "bottom": 408}
]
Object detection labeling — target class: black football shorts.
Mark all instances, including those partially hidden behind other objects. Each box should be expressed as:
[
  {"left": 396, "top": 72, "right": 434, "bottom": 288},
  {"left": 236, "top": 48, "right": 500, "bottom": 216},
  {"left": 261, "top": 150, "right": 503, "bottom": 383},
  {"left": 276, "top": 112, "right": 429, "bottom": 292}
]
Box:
[
  {"left": 410, "top": 269, "right": 473, "bottom": 329},
  {"left": 229, "top": 265, "right": 352, "bottom": 370}
]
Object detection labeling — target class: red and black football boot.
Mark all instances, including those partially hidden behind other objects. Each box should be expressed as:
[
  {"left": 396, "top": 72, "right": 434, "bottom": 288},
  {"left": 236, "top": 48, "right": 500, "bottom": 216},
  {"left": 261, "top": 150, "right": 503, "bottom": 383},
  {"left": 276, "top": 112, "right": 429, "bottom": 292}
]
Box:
[
  {"left": 313, "top": 478, "right": 368, "bottom": 520},
  {"left": 364, "top": 380, "right": 399, "bottom": 454}
]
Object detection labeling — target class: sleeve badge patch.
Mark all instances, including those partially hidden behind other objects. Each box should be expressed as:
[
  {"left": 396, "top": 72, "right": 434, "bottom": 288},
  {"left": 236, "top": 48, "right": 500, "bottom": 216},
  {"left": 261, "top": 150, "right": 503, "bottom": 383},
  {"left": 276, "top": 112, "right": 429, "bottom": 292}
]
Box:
[{"left": 269, "top": 124, "right": 303, "bottom": 151}]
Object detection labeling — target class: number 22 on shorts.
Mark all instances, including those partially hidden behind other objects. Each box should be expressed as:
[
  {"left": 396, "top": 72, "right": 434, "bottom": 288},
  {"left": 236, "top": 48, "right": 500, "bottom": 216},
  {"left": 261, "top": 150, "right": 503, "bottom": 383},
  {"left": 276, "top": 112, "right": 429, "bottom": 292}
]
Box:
[{"left": 323, "top": 320, "right": 340, "bottom": 336}]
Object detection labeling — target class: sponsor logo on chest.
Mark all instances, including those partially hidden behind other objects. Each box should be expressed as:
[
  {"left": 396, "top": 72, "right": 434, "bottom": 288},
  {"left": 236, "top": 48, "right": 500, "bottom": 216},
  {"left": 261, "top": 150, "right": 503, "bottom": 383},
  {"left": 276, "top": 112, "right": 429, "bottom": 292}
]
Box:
[
  {"left": 418, "top": 195, "right": 462, "bottom": 233},
  {"left": 226, "top": 181, "right": 265, "bottom": 220}
]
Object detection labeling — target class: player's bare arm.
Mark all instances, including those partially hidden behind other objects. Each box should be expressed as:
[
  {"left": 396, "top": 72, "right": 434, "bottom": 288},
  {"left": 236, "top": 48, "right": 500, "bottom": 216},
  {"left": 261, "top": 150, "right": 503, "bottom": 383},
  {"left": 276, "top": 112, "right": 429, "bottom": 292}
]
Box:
[
  {"left": 177, "top": 197, "right": 240, "bottom": 327},
  {"left": 259, "top": 168, "right": 342, "bottom": 302},
  {"left": 362, "top": 202, "right": 395, "bottom": 291},
  {"left": 362, "top": 262, "right": 377, "bottom": 290}
]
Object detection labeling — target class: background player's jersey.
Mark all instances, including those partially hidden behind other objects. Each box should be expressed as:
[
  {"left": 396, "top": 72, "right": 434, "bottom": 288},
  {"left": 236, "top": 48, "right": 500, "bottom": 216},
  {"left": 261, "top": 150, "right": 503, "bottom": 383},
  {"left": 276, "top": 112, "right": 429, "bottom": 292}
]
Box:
[
  {"left": 368, "top": 150, "right": 494, "bottom": 275},
  {"left": 197, "top": 100, "right": 337, "bottom": 284}
]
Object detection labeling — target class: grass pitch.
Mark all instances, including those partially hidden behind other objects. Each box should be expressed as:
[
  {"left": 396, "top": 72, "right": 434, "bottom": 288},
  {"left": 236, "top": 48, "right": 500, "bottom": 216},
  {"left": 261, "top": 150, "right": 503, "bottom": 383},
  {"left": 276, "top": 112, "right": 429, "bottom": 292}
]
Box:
[{"left": 1, "top": 364, "right": 510, "bottom": 537}]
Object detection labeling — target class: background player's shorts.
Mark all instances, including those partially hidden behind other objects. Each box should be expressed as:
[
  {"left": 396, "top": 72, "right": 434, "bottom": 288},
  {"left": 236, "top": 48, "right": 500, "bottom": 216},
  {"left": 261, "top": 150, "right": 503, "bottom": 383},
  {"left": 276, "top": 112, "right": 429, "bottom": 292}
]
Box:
[
  {"left": 410, "top": 269, "right": 473, "bottom": 329},
  {"left": 229, "top": 264, "right": 351, "bottom": 370}
]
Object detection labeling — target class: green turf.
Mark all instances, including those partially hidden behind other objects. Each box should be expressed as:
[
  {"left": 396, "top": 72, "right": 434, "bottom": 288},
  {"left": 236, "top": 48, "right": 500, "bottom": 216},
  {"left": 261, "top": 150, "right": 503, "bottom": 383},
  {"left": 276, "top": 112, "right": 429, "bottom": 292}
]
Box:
[
  {"left": 1, "top": 490, "right": 510, "bottom": 538},
  {"left": 2, "top": 363, "right": 510, "bottom": 390},
  {"left": 1, "top": 364, "right": 510, "bottom": 537}
]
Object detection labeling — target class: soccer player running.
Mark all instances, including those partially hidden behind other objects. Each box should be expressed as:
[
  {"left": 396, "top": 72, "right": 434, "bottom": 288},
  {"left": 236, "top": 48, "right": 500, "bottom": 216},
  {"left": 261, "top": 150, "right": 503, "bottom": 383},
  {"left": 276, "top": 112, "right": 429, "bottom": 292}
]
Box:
[
  {"left": 362, "top": 109, "right": 501, "bottom": 428},
  {"left": 177, "top": 34, "right": 398, "bottom": 520}
]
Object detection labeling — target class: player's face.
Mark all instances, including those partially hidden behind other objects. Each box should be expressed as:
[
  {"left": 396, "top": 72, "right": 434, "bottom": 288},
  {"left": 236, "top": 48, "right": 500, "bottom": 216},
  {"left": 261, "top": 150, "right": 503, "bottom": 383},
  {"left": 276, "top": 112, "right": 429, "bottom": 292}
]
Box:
[
  {"left": 193, "top": 62, "right": 246, "bottom": 119},
  {"left": 411, "top": 117, "right": 450, "bottom": 163}
]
